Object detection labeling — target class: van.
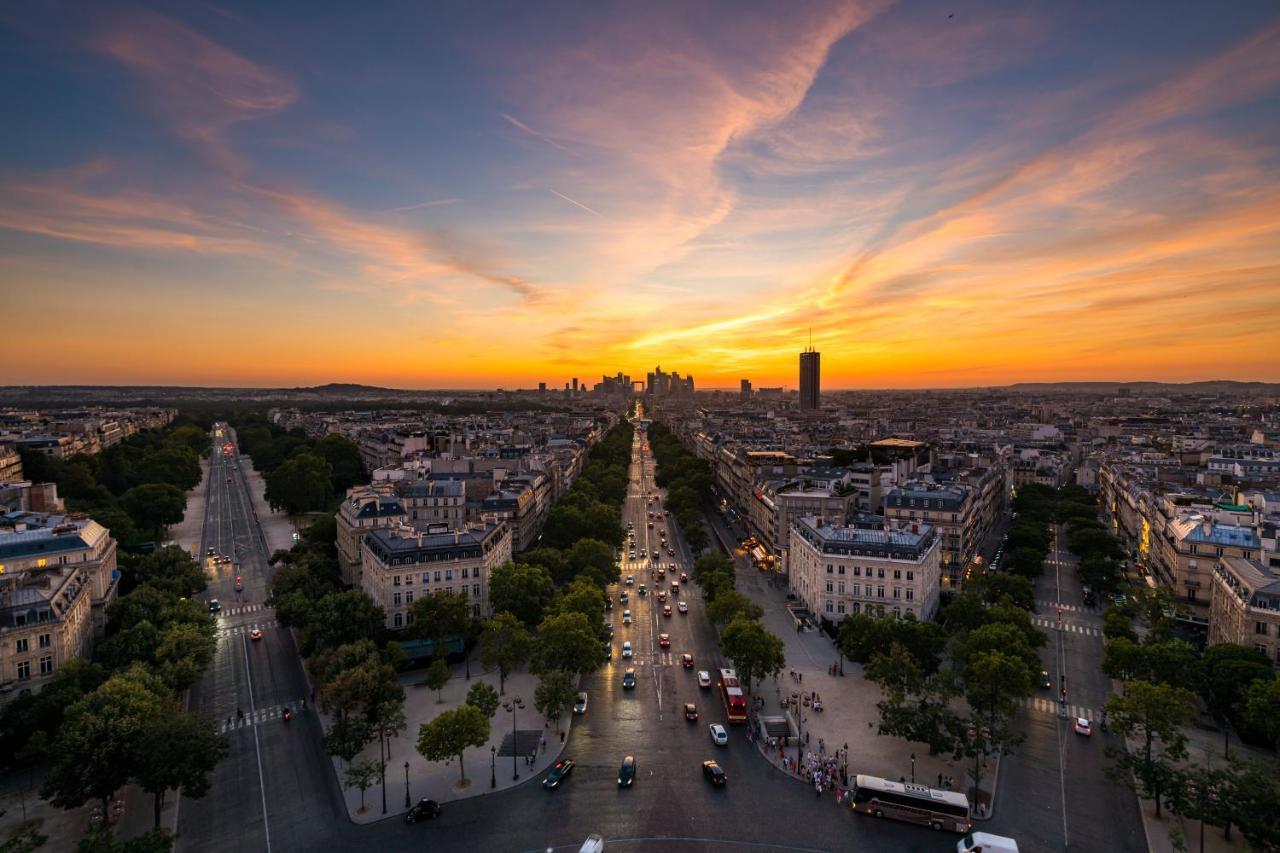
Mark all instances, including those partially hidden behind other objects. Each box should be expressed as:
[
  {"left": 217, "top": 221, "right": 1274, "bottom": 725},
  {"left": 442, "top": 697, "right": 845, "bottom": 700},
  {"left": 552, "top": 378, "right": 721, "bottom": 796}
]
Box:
[
  {"left": 957, "top": 832, "right": 1019, "bottom": 852},
  {"left": 579, "top": 834, "right": 605, "bottom": 853}
]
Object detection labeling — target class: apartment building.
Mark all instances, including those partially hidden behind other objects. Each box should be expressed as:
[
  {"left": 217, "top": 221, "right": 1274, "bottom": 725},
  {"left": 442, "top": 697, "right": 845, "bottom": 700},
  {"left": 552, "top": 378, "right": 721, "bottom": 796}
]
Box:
[
  {"left": 398, "top": 479, "right": 466, "bottom": 529},
  {"left": 0, "top": 513, "right": 119, "bottom": 702},
  {"left": 882, "top": 482, "right": 974, "bottom": 590},
  {"left": 789, "top": 515, "right": 942, "bottom": 624},
  {"left": 0, "top": 445, "right": 22, "bottom": 482},
  {"left": 481, "top": 472, "right": 550, "bottom": 552},
  {"left": 360, "top": 522, "right": 512, "bottom": 628},
  {"left": 335, "top": 486, "right": 408, "bottom": 586},
  {"left": 1209, "top": 556, "right": 1280, "bottom": 664}
]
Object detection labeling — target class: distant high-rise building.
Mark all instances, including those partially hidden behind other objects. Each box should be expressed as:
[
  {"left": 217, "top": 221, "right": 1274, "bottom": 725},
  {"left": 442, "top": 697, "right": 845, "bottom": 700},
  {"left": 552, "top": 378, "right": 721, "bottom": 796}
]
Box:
[
  {"left": 538, "top": 382, "right": 547, "bottom": 396},
  {"left": 740, "top": 379, "right": 752, "bottom": 400},
  {"left": 799, "top": 346, "right": 820, "bottom": 411},
  {"left": 572, "top": 377, "right": 579, "bottom": 395}
]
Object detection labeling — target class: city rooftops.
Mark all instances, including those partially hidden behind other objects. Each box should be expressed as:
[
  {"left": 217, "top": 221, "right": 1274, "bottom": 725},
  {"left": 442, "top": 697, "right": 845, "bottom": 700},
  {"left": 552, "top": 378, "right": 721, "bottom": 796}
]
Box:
[
  {"left": 364, "top": 522, "right": 506, "bottom": 563},
  {"left": 1215, "top": 556, "right": 1280, "bottom": 610},
  {"left": 342, "top": 490, "right": 406, "bottom": 519},
  {"left": 1184, "top": 521, "right": 1261, "bottom": 549},
  {"left": 0, "top": 512, "right": 106, "bottom": 560},
  {"left": 869, "top": 438, "right": 926, "bottom": 449},
  {"left": 793, "top": 515, "right": 937, "bottom": 561},
  {"left": 883, "top": 482, "right": 968, "bottom": 510}
]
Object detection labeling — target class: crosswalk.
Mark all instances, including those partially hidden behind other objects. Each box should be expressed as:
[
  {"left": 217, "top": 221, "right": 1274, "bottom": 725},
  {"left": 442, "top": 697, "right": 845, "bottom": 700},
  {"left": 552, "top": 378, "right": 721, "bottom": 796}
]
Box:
[
  {"left": 220, "top": 604, "right": 265, "bottom": 617},
  {"left": 218, "top": 621, "right": 278, "bottom": 638},
  {"left": 1024, "top": 696, "right": 1097, "bottom": 721},
  {"left": 1035, "top": 600, "right": 1092, "bottom": 613},
  {"left": 218, "top": 700, "right": 309, "bottom": 734},
  {"left": 1031, "top": 617, "right": 1101, "bottom": 637}
]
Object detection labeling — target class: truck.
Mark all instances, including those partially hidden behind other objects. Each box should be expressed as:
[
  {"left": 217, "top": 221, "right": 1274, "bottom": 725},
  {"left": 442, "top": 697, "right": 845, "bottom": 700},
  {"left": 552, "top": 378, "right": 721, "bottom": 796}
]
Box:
[{"left": 957, "top": 832, "right": 1019, "bottom": 853}]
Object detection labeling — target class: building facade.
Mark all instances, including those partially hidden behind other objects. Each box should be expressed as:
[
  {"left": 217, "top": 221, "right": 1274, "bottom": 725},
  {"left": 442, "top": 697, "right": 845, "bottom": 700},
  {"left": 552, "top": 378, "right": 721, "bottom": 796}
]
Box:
[
  {"left": 360, "top": 522, "right": 512, "bottom": 628},
  {"left": 335, "top": 487, "right": 408, "bottom": 586},
  {"left": 799, "top": 348, "right": 820, "bottom": 411},
  {"left": 789, "top": 515, "right": 942, "bottom": 625},
  {"left": 1209, "top": 556, "right": 1280, "bottom": 664}
]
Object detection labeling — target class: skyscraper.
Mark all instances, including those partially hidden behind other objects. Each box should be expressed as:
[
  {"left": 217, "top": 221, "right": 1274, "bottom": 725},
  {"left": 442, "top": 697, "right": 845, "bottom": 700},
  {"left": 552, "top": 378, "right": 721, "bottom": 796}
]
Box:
[
  {"left": 740, "top": 379, "right": 752, "bottom": 400},
  {"left": 799, "top": 346, "right": 820, "bottom": 410}
]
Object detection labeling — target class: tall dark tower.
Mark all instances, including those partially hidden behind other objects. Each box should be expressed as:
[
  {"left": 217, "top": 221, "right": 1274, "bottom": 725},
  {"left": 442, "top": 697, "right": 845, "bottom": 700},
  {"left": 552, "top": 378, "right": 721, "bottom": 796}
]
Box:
[{"left": 799, "top": 345, "right": 820, "bottom": 411}]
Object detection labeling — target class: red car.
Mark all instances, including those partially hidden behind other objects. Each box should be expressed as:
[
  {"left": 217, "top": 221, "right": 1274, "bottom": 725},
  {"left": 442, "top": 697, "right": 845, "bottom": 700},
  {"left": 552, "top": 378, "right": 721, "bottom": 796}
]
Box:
[
  {"left": 680, "top": 572, "right": 689, "bottom": 583},
  {"left": 684, "top": 703, "right": 699, "bottom": 721},
  {"left": 658, "top": 633, "right": 671, "bottom": 648},
  {"left": 681, "top": 653, "right": 694, "bottom": 669}
]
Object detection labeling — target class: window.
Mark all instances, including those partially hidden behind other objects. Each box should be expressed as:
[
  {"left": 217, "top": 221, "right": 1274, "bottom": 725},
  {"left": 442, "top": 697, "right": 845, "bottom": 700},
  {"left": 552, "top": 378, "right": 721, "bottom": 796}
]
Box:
[
  {"left": 393, "top": 575, "right": 401, "bottom": 587},
  {"left": 851, "top": 603, "right": 861, "bottom": 615},
  {"left": 393, "top": 613, "right": 403, "bottom": 628},
  {"left": 825, "top": 582, "right": 833, "bottom": 593},
  {"left": 906, "top": 589, "right": 914, "bottom": 601},
  {"left": 434, "top": 571, "right": 442, "bottom": 582},
  {"left": 837, "top": 602, "right": 845, "bottom": 614},
  {"left": 393, "top": 593, "right": 402, "bottom": 606},
  {"left": 39, "top": 656, "right": 53, "bottom": 675},
  {"left": 838, "top": 566, "right": 845, "bottom": 575},
  {"left": 445, "top": 569, "right": 453, "bottom": 581},
  {"left": 826, "top": 564, "right": 833, "bottom": 574},
  {"left": 473, "top": 584, "right": 480, "bottom": 597},
  {"left": 877, "top": 586, "right": 885, "bottom": 599},
  {"left": 825, "top": 600, "right": 834, "bottom": 613},
  {"left": 15, "top": 638, "right": 28, "bottom": 654},
  {"left": 405, "top": 591, "right": 414, "bottom": 604},
  {"left": 893, "top": 570, "right": 901, "bottom": 580},
  {"left": 405, "top": 574, "right": 413, "bottom": 585},
  {"left": 421, "top": 573, "right": 430, "bottom": 584},
  {"left": 462, "top": 568, "right": 469, "bottom": 579},
  {"left": 16, "top": 661, "right": 30, "bottom": 680},
  {"left": 39, "top": 634, "right": 51, "bottom": 648},
  {"left": 906, "top": 571, "right": 914, "bottom": 582},
  {"left": 851, "top": 584, "right": 860, "bottom": 597},
  {"left": 892, "top": 588, "right": 900, "bottom": 599},
  {"left": 853, "top": 567, "right": 861, "bottom": 577},
  {"left": 876, "top": 568, "right": 884, "bottom": 579},
  {"left": 1257, "top": 622, "right": 1269, "bottom": 636},
  {"left": 837, "top": 583, "right": 845, "bottom": 594}
]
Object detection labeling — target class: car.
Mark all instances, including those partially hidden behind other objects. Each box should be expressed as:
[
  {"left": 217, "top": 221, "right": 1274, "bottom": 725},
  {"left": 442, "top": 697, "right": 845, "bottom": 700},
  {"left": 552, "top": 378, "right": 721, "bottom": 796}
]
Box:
[
  {"left": 678, "top": 601, "right": 688, "bottom": 614},
  {"left": 206, "top": 547, "right": 216, "bottom": 556},
  {"left": 665, "top": 510, "right": 671, "bottom": 516},
  {"left": 657, "top": 590, "right": 668, "bottom": 602},
  {"left": 1074, "top": 717, "right": 1092, "bottom": 736},
  {"left": 702, "top": 760, "right": 727, "bottom": 785},
  {"left": 1084, "top": 590, "right": 1098, "bottom": 607},
  {"left": 639, "top": 549, "right": 647, "bottom": 557},
  {"left": 618, "top": 755, "right": 637, "bottom": 788},
  {"left": 404, "top": 797, "right": 441, "bottom": 824},
  {"left": 638, "top": 584, "right": 647, "bottom": 596},
  {"left": 684, "top": 703, "right": 699, "bottom": 721},
  {"left": 207, "top": 599, "right": 221, "bottom": 613},
  {"left": 625, "top": 575, "right": 635, "bottom": 586},
  {"left": 623, "top": 610, "right": 632, "bottom": 624},
  {"left": 622, "top": 669, "right": 637, "bottom": 689},
  {"left": 234, "top": 575, "right": 243, "bottom": 592},
  {"left": 671, "top": 583, "right": 680, "bottom": 595},
  {"left": 573, "top": 692, "right": 588, "bottom": 715},
  {"left": 658, "top": 633, "right": 670, "bottom": 648},
  {"left": 1040, "top": 670, "right": 1052, "bottom": 689},
  {"left": 663, "top": 605, "right": 672, "bottom": 617},
  {"left": 622, "top": 641, "right": 633, "bottom": 658},
  {"left": 668, "top": 548, "right": 676, "bottom": 556},
  {"left": 681, "top": 653, "right": 694, "bottom": 668},
  {"left": 249, "top": 628, "right": 263, "bottom": 641},
  {"left": 543, "top": 758, "right": 576, "bottom": 789},
  {"left": 628, "top": 552, "right": 636, "bottom": 560},
  {"left": 604, "top": 643, "right": 613, "bottom": 660},
  {"left": 619, "top": 591, "right": 629, "bottom": 604},
  {"left": 648, "top": 522, "right": 654, "bottom": 529},
  {"left": 226, "top": 476, "right": 232, "bottom": 483},
  {"left": 709, "top": 723, "right": 728, "bottom": 745}
]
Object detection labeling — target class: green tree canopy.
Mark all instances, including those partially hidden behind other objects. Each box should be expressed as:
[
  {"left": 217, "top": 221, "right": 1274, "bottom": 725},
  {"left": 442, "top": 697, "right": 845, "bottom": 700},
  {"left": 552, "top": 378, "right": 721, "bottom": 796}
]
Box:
[
  {"left": 416, "top": 705, "right": 490, "bottom": 784},
  {"left": 133, "top": 708, "right": 228, "bottom": 828},
  {"left": 706, "top": 590, "right": 764, "bottom": 628},
  {"left": 119, "top": 484, "right": 187, "bottom": 538},
  {"left": 489, "top": 562, "right": 554, "bottom": 627},
  {"left": 479, "top": 612, "right": 534, "bottom": 695},
  {"left": 465, "top": 681, "right": 500, "bottom": 720},
  {"left": 312, "top": 434, "right": 366, "bottom": 494},
  {"left": 719, "top": 617, "right": 786, "bottom": 695},
  {"left": 533, "top": 669, "right": 577, "bottom": 732},
  {"left": 265, "top": 453, "right": 334, "bottom": 514},
  {"left": 532, "top": 612, "right": 603, "bottom": 676},
  {"left": 126, "top": 546, "right": 207, "bottom": 598},
  {"left": 297, "top": 590, "right": 385, "bottom": 657},
  {"left": 406, "top": 590, "right": 471, "bottom": 654},
  {"left": 425, "top": 658, "right": 450, "bottom": 703},
  {"left": 566, "top": 539, "right": 619, "bottom": 588},
  {"left": 552, "top": 577, "right": 606, "bottom": 627}
]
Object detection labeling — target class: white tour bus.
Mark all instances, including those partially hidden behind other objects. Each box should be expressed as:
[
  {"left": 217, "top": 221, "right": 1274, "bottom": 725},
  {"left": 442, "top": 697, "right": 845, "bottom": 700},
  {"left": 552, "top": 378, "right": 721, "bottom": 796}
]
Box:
[{"left": 851, "top": 774, "right": 972, "bottom": 833}]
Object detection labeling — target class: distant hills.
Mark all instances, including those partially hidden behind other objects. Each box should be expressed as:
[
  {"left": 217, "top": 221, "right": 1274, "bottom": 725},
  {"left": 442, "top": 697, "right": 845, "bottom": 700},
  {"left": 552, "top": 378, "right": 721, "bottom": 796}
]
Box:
[{"left": 1004, "top": 381, "right": 1280, "bottom": 395}]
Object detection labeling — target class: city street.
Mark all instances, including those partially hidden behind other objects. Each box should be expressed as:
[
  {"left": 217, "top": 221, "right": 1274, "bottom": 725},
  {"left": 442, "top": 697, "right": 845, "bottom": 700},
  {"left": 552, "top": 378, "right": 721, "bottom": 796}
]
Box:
[
  {"left": 988, "top": 523, "right": 1145, "bottom": 852},
  {"left": 176, "top": 426, "right": 344, "bottom": 853}
]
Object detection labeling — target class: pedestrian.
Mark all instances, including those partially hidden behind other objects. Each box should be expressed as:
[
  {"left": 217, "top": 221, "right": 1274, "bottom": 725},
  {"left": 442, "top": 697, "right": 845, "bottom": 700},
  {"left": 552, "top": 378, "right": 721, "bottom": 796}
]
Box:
[
  {"left": 899, "top": 776, "right": 906, "bottom": 783},
  {"left": 938, "top": 772, "right": 943, "bottom": 788},
  {"left": 559, "top": 730, "right": 565, "bottom": 743}
]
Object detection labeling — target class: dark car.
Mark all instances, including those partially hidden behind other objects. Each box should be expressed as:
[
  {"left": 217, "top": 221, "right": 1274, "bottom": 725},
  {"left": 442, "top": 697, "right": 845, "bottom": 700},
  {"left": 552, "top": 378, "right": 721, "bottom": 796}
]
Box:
[
  {"left": 618, "top": 755, "right": 637, "bottom": 788},
  {"left": 1040, "top": 670, "right": 1052, "bottom": 689},
  {"left": 207, "top": 599, "right": 221, "bottom": 613},
  {"left": 622, "top": 669, "right": 637, "bottom": 690},
  {"left": 543, "top": 759, "right": 575, "bottom": 789},
  {"left": 684, "top": 703, "right": 699, "bottom": 721},
  {"left": 681, "top": 653, "right": 694, "bottom": 669},
  {"left": 405, "top": 798, "right": 440, "bottom": 824},
  {"left": 702, "top": 760, "right": 727, "bottom": 786}
]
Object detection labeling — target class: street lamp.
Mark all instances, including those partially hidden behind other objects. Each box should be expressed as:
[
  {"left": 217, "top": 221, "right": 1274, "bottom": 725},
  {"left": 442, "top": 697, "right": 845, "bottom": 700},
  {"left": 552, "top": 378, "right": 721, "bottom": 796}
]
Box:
[
  {"left": 404, "top": 761, "right": 410, "bottom": 808},
  {"left": 502, "top": 696, "right": 525, "bottom": 781},
  {"left": 490, "top": 745, "right": 497, "bottom": 789}
]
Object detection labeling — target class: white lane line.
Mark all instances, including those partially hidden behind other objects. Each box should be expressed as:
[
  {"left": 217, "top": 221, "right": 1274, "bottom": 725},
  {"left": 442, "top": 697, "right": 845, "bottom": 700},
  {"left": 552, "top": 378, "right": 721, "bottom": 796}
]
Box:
[{"left": 239, "top": 616, "right": 273, "bottom": 852}]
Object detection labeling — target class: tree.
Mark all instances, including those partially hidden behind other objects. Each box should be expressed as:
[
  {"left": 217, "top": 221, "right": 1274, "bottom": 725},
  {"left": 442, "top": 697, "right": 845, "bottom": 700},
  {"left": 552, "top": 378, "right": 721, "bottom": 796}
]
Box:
[
  {"left": 0, "top": 826, "right": 46, "bottom": 853},
  {"left": 119, "top": 484, "right": 186, "bottom": 538},
  {"left": 126, "top": 547, "right": 206, "bottom": 598},
  {"left": 154, "top": 622, "right": 218, "bottom": 692},
  {"left": 324, "top": 715, "right": 373, "bottom": 769},
  {"left": 1229, "top": 761, "right": 1280, "bottom": 851},
  {"left": 40, "top": 669, "right": 169, "bottom": 821},
  {"left": 345, "top": 756, "right": 381, "bottom": 813},
  {"left": 1106, "top": 680, "right": 1197, "bottom": 815},
  {"left": 719, "top": 618, "right": 786, "bottom": 695},
  {"left": 298, "top": 590, "right": 385, "bottom": 657},
  {"left": 959, "top": 650, "right": 1034, "bottom": 794},
  {"left": 533, "top": 669, "right": 577, "bottom": 733},
  {"left": 706, "top": 590, "right": 764, "bottom": 627},
  {"left": 133, "top": 710, "right": 228, "bottom": 828},
  {"left": 533, "top": 612, "right": 603, "bottom": 676},
  {"left": 520, "top": 548, "right": 571, "bottom": 586},
  {"left": 839, "top": 611, "right": 946, "bottom": 674},
  {"left": 1103, "top": 607, "right": 1138, "bottom": 641},
  {"left": 264, "top": 453, "right": 333, "bottom": 515},
  {"left": 407, "top": 590, "right": 470, "bottom": 658},
  {"left": 426, "top": 658, "right": 451, "bottom": 703},
  {"left": 313, "top": 433, "right": 366, "bottom": 494},
  {"left": 465, "top": 681, "right": 500, "bottom": 720},
  {"left": 166, "top": 425, "right": 211, "bottom": 456},
  {"left": 955, "top": 622, "right": 1040, "bottom": 675},
  {"left": 552, "top": 577, "right": 606, "bottom": 626},
  {"left": 136, "top": 446, "right": 201, "bottom": 492},
  {"left": 1199, "top": 644, "right": 1272, "bottom": 737},
  {"left": 74, "top": 828, "right": 175, "bottom": 853},
  {"left": 566, "top": 539, "right": 619, "bottom": 588},
  {"left": 479, "top": 613, "right": 533, "bottom": 695},
  {"left": 489, "top": 562, "right": 554, "bottom": 627},
  {"left": 1240, "top": 673, "right": 1280, "bottom": 753},
  {"left": 976, "top": 573, "right": 1035, "bottom": 610},
  {"left": 1003, "top": 546, "right": 1045, "bottom": 578},
  {"left": 416, "top": 705, "right": 490, "bottom": 785}
]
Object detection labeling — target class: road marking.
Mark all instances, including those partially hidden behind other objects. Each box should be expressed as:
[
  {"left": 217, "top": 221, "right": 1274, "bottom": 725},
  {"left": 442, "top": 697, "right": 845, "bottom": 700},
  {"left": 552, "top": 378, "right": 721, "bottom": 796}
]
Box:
[
  {"left": 239, "top": 633, "right": 273, "bottom": 853},
  {"left": 217, "top": 621, "right": 278, "bottom": 638},
  {"left": 219, "top": 699, "right": 310, "bottom": 733}
]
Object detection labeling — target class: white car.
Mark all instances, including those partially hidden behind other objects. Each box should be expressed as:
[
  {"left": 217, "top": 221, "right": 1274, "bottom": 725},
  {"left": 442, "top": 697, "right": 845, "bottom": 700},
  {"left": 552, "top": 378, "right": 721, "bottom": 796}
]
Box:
[
  {"left": 625, "top": 575, "right": 635, "bottom": 586},
  {"left": 1073, "top": 717, "right": 1092, "bottom": 736},
  {"left": 697, "top": 670, "right": 712, "bottom": 688},
  {"left": 678, "top": 601, "right": 688, "bottom": 614},
  {"left": 623, "top": 610, "right": 632, "bottom": 624},
  {"left": 622, "top": 641, "right": 633, "bottom": 658},
  {"left": 709, "top": 724, "right": 728, "bottom": 746}
]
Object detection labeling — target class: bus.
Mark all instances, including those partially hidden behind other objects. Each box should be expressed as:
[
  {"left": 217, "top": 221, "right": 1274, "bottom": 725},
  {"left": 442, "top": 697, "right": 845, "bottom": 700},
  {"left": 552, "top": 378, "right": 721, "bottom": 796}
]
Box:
[
  {"left": 851, "top": 774, "right": 971, "bottom": 833},
  {"left": 717, "top": 668, "right": 748, "bottom": 724}
]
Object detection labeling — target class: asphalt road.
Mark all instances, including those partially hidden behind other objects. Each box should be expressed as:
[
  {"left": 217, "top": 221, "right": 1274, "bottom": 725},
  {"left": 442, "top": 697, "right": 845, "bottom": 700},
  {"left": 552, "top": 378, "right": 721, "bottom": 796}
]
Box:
[
  {"left": 986, "top": 523, "right": 1146, "bottom": 852},
  {"left": 177, "top": 425, "right": 343, "bottom": 853}
]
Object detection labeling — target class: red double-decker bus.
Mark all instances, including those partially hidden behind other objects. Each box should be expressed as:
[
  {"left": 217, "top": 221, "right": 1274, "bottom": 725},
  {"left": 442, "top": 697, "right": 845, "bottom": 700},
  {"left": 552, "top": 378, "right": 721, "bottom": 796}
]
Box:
[{"left": 717, "top": 668, "right": 748, "bottom": 724}]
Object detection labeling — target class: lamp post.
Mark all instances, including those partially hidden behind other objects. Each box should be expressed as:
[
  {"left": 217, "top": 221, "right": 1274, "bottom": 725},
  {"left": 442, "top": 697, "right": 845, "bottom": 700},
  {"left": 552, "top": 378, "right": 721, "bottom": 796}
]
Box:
[
  {"left": 490, "top": 745, "right": 497, "bottom": 789},
  {"left": 403, "top": 761, "right": 410, "bottom": 808},
  {"left": 503, "top": 697, "right": 524, "bottom": 781},
  {"left": 910, "top": 753, "right": 916, "bottom": 784}
]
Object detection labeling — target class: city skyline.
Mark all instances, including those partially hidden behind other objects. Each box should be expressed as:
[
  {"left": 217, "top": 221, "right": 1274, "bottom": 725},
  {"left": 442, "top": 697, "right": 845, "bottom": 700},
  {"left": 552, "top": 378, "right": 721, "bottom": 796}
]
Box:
[{"left": 4, "top": 1, "right": 1280, "bottom": 388}]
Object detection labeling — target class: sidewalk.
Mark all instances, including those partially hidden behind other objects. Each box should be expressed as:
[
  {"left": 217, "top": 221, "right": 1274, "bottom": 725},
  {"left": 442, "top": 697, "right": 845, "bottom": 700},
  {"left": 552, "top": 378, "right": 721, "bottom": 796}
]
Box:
[
  {"left": 239, "top": 462, "right": 296, "bottom": 556},
  {"left": 709, "top": 513, "right": 981, "bottom": 812},
  {"left": 333, "top": 659, "right": 572, "bottom": 823},
  {"left": 167, "top": 457, "right": 210, "bottom": 555}
]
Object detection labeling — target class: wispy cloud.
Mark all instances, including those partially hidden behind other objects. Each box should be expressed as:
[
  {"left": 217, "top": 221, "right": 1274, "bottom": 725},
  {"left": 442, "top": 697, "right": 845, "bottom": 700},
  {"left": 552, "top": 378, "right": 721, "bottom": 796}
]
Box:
[
  {"left": 499, "top": 112, "right": 578, "bottom": 155},
  {"left": 386, "top": 198, "right": 463, "bottom": 212},
  {"left": 548, "top": 189, "right": 602, "bottom": 217}
]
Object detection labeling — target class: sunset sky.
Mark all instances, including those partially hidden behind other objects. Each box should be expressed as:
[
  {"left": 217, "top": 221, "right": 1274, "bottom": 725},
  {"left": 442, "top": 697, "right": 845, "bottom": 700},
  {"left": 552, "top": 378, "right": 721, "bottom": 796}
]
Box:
[{"left": 2, "top": 1, "right": 1279, "bottom": 389}]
